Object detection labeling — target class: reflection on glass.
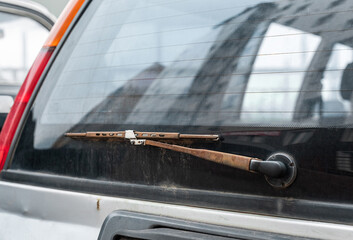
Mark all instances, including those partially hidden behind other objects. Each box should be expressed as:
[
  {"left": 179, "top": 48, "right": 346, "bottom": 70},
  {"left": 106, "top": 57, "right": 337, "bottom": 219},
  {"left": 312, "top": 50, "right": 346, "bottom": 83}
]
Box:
[
  {"left": 241, "top": 23, "right": 321, "bottom": 123},
  {"left": 32, "top": 0, "right": 353, "bottom": 149},
  {"left": 322, "top": 44, "right": 353, "bottom": 119}
]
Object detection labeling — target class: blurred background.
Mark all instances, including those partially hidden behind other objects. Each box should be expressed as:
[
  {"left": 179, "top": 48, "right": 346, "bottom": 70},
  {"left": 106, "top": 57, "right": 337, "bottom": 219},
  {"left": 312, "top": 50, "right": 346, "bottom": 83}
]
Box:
[
  {"left": 0, "top": 0, "right": 66, "bottom": 120},
  {"left": 34, "top": 0, "right": 69, "bottom": 17}
]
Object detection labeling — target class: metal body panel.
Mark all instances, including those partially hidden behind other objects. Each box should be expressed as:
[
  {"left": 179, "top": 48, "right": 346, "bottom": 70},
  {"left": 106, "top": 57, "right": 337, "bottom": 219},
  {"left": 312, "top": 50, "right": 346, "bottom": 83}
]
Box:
[
  {"left": 0, "top": 212, "right": 97, "bottom": 240},
  {"left": 0, "top": 181, "right": 352, "bottom": 240}
]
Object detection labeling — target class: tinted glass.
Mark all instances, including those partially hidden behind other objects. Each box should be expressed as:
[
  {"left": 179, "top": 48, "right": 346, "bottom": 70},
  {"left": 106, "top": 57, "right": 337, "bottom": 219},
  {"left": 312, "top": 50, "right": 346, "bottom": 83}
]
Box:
[
  {"left": 24, "top": 0, "right": 353, "bottom": 128},
  {"left": 9, "top": 0, "right": 353, "bottom": 223}
]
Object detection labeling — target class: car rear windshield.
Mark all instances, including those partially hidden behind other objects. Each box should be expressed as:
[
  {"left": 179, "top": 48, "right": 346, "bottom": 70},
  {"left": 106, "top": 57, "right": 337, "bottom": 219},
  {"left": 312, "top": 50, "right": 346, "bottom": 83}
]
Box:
[
  {"left": 18, "top": 0, "right": 353, "bottom": 131},
  {"left": 8, "top": 0, "right": 353, "bottom": 204}
]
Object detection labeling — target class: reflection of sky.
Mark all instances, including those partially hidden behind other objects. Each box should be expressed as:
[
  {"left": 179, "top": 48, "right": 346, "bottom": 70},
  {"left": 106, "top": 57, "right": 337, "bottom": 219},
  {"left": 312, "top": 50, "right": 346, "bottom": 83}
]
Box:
[
  {"left": 241, "top": 23, "right": 321, "bottom": 122},
  {"left": 97, "top": 0, "right": 272, "bottom": 83},
  {"left": 322, "top": 44, "right": 353, "bottom": 116},
  {"left": 119, "top": 0, "right": 271, "bottom": 65}
]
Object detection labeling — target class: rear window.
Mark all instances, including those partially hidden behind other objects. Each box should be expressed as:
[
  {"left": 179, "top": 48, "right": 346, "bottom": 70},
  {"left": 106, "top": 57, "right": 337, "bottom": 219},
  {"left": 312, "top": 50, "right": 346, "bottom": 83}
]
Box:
[
  {"left": 17, "top": 0, "right": 353, "bottom": 131},
  {"left": 8, "top": 0, "right": 353, "bottom": 222}
]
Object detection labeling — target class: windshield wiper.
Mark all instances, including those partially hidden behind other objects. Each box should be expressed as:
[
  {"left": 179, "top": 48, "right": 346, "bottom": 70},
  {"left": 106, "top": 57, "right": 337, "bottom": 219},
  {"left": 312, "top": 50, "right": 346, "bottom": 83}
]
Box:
[
  {"left": 65, "top": 130, "right": 220, "bottom": 141},
  {"left": 65, "top": 130, "right": 297, "bottom": 188}
]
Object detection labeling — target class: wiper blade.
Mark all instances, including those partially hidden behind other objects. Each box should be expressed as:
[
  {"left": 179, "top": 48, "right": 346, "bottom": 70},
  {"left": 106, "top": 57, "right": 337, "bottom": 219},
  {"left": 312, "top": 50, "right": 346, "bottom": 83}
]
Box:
[
  {"left": 65, "top": 130, "right": 297, "bottom": 188},
  {"left": 65, "top": 130, "right": 219, "bottom": 141}
]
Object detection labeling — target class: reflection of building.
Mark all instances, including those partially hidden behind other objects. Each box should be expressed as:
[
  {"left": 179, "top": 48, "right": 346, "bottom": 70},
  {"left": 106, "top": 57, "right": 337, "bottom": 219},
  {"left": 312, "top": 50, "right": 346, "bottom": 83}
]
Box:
[
  {"left": 122, "top": 0, "right": 353, "bottom": 127},
  {"left": 128, "top": 3, "right": 277, "bottom": 126},
  {"left": 66, "top": 0, "right": 353, "bottom": 128}
]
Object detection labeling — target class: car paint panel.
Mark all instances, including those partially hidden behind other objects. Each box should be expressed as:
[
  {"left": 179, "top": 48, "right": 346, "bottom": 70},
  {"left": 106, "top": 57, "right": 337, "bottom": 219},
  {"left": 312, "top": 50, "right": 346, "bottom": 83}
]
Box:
[
  {"left": 0, "top": 180, "right": 352, "bottom": 240},
  {"left": 2, "top": 168, "right": 353, "bottom": 226}
]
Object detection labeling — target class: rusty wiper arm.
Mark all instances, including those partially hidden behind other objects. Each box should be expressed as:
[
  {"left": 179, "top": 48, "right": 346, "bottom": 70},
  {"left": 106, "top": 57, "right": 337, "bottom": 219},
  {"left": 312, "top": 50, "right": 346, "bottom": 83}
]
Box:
[
  {"left": 65, "top": 130, "right": 219, "bottom": 141},
  {"left": 65, "top": 130, "right": 297, "bottom": 187}
]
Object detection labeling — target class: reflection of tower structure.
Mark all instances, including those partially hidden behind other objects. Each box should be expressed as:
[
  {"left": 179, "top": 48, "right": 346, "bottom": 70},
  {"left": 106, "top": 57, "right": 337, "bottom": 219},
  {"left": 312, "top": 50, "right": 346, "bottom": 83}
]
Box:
[
  {"left": 127, "top": 0, "right": 353, "bottom": 126},
  {"left": 164, "top": 3, "right": 277, "bottom": 125},
  {"left": 293, "top": 40, "right": 333, "bottom": 120},
  {"left": 273, "top": 0, "right": 353, "bottom": 120},
  {"left": 127, "top": 3, "right": 278, "bottom": 126},
  {"left": 219, "top": 0, "right": 353, "bottom": 123},
  {"left": 188, "top": 0, "right": 353, "bottom": 123},
  {"left": 62, "top": 0, "right": 353, "bottom": 130},
  {"left": 341, "top": 62, "right": 353, "bottom": 111}
]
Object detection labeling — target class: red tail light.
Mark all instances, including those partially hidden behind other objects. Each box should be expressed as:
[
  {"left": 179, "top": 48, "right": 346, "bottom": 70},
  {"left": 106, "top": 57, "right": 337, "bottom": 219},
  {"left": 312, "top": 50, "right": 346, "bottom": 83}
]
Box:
[
  {"left": 0, "top": 47, "right": 54, "bottom": 169},
  {"left": 0, "top": 0, "right": 85, "bottom": 170}
]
